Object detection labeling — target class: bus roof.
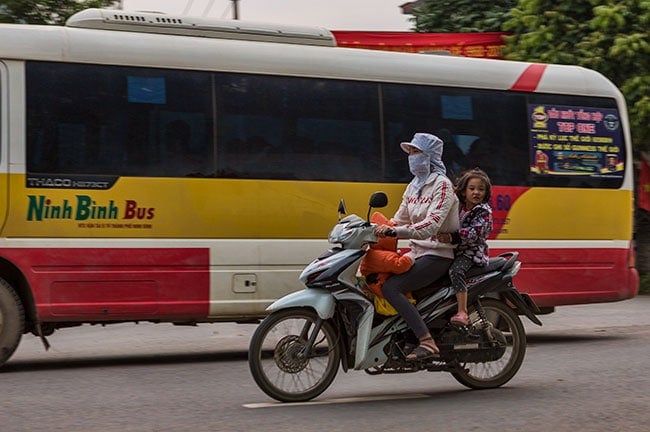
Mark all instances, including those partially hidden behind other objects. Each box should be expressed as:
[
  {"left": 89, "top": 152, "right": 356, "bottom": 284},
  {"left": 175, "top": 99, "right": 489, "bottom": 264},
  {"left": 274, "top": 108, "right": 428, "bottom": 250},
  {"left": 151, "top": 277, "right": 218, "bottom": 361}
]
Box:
[
  {"left": 66, "top": 8, "right": 336, "bottom": 47},
  {"left": 0, "top": 9, "right": 621, "bottom": 100}
]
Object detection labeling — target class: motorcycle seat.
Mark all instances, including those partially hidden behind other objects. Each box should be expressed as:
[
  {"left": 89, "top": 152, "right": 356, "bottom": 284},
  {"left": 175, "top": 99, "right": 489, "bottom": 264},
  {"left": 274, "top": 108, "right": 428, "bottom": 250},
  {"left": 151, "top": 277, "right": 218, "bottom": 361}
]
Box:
[
  {"left": 466, "top": 256, "right": 507, "bottom": 278},
  {"left": 413, "top": 254, "right": 512, "bottom": 301}
]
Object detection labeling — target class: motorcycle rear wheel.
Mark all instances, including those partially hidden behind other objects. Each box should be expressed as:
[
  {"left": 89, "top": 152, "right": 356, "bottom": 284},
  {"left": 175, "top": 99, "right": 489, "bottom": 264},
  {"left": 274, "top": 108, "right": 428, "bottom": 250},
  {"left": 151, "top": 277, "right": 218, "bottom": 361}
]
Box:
[
  {"left": 248, "top": 308, "right": 341, "bottom": 402},
  {"left": 451, "top": 298, "right": 526, "bottom": 389}
]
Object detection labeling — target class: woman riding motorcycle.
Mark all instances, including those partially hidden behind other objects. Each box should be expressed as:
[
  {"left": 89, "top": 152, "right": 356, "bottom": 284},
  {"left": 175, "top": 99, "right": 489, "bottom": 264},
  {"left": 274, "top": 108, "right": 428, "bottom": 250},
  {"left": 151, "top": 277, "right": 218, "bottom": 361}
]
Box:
[{"left": 375, "top": 132, "right": 459, "bottom": 360}]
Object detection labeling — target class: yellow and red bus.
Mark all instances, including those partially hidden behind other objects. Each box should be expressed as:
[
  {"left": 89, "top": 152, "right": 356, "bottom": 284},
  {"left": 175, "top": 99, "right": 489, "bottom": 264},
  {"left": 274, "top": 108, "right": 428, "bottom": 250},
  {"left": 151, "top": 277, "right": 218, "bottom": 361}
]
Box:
[{"left": 0, "top": 9, "right": 638, "bottom": 366}]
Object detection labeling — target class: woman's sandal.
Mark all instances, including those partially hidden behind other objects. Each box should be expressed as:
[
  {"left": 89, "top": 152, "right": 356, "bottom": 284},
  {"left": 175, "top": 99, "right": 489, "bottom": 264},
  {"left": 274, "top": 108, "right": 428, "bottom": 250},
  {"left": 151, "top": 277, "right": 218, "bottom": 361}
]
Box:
[
  {"left": 406, "top": 345, "right": 439, "bottom": 361},
  {"left": 450, "top": 313, "right": 469, "bottom": 326},
  {"left": 403, "top": 342, "right": 417, "bottom": 356}
]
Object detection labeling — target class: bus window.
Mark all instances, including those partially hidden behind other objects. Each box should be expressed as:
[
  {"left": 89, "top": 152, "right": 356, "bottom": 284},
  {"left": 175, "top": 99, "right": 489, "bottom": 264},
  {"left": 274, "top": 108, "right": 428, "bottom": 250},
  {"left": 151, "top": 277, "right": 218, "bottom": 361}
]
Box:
[
  {"left": 382, "top": 83, "right": 531, "bottom": 186},
  {"left": 215, "top": 73, "right": 381, "bottom": 182},
  {"left": 26, "top": 62, "right": 215, "bottom": 178}
]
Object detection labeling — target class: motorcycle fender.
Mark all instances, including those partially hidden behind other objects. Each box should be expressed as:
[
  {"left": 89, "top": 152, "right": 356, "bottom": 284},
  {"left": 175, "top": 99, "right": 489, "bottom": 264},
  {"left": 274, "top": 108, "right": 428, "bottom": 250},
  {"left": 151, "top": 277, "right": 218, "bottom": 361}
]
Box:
[
  {"left": 502, "top": 289, "right": 543, "bottom": 326},
  {"left": 266, "top": 288, "right": 335, "bottom": 319}
]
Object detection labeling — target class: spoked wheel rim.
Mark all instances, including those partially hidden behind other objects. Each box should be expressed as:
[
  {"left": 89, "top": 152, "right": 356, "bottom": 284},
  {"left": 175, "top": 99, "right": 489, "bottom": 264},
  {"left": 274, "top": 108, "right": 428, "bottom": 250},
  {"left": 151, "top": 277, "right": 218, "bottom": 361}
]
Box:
[
  {"left": 451, "top": 298, "right": 526, "bottom": 389},
  {"left": 249, "top": 309, "right": 341, "bottom": 402}
]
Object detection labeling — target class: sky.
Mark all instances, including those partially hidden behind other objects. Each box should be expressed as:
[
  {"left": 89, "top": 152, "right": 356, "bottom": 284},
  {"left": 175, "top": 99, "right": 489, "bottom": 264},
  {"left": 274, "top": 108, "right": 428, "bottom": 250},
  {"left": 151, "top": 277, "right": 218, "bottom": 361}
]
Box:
[{"left": 121, "top": 0, "right": 414, "bottom": 31}]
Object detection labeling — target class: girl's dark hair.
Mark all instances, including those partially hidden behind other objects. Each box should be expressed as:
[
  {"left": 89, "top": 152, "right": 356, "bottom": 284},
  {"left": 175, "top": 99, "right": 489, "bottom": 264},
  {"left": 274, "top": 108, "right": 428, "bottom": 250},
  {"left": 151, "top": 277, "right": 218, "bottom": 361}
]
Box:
[{"left": 455, "top": 168, "right": 492, "bottom": 204}]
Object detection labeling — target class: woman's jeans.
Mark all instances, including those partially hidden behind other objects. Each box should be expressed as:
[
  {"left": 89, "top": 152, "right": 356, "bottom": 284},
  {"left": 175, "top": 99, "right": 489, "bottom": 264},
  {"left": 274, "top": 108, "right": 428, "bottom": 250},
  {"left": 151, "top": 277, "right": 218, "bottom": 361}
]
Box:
[{"left": 381, "top": 254, "right": 452, "bottom": 338}]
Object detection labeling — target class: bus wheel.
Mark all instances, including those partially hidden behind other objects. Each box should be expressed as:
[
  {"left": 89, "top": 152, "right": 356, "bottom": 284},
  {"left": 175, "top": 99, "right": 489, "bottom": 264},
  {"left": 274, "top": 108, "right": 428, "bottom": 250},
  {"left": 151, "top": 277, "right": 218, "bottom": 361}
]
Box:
[{"left": 0, "top": 278, "right": 25, "bottom": 367}]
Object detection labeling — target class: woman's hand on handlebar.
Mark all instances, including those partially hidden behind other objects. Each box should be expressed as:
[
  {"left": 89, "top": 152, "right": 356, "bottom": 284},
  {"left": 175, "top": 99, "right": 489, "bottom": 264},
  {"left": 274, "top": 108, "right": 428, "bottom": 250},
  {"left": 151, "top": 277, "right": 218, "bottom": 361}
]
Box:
[{"left": 375, "top": 224, "right": 397, "bottom": 237}]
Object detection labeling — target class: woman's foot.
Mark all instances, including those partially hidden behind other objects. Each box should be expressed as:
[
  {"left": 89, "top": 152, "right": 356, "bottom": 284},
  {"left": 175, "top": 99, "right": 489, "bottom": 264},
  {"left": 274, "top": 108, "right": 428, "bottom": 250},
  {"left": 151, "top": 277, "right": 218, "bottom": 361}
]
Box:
[
  {"left": 406, "top": 337, "right": 439, "bottom": 361},
  {"left": 406, "top": 345, "right": 439, "bottom": 361},
  {"left": 450, "top": 312, "right": 469, "bottom": 326}
]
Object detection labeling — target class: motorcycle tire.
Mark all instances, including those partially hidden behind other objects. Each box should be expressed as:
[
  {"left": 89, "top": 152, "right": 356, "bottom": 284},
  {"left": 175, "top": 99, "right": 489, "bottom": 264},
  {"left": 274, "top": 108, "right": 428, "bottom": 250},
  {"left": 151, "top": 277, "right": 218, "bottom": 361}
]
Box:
[
  {"left": 451, "top": 298, "right": 526, "bottom": 389},
  {"left": 0, "top": 278, "right": 25, "bottom": 367},
  {"left": 248, "top": 308, "right": 341, "bottom": 402}
]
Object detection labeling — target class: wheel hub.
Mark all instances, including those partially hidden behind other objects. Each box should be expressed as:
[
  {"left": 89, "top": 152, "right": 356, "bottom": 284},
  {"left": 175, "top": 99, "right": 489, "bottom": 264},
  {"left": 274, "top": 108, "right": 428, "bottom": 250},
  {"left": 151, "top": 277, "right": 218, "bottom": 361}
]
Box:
[
  {"left": 274, "top": 335, "right": 309, "bottom": 373},
  {"left": 486, "top": 327, "right": 507, "bottom": 360}
]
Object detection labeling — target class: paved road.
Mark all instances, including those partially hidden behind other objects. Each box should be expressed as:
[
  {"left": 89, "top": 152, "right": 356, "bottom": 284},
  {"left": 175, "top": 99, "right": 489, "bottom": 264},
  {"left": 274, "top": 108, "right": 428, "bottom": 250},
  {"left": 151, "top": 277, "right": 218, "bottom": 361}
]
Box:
[
  {"left": 525, "top": 296, "right": 650, "bottom": 331},
  {"left": 10, "top": 296, "right": 649, "bottom": 362},
  {"left": 2, "top": 296, "right": 649, "bottom": 432}
]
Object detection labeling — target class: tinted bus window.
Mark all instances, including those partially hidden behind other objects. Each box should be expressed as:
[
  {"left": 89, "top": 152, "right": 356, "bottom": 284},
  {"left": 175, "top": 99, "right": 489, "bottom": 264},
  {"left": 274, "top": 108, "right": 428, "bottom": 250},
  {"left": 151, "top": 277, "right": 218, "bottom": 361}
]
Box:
[
  {"left": 215, "top": 73, "right": 382, "bottom": 182},
  {"left": 26, "top": 61, "right": 214, "bottom": 178},
  {"left": 25, "top": 62, "right": 626, "bottom": 188},
  {"left": 382, "top": 83, "right": 531, "bottom": 186}
]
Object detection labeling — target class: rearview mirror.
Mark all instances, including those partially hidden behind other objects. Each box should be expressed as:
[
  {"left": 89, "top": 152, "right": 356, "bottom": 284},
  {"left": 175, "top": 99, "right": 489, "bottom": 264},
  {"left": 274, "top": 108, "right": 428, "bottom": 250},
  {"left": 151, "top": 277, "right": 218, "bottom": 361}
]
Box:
[
  {"left": 367, "top": 192, "right": 388, "bottom": 221},
  {"left": 369, "top": 192, "right": 388, "bottom": 209}
]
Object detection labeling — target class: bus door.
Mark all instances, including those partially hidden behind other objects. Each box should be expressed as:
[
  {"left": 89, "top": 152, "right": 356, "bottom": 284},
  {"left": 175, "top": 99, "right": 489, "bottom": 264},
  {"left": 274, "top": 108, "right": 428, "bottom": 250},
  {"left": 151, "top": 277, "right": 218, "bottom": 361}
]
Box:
[{"left": 0, "top": 61, "right": 8, "bottom": 234}]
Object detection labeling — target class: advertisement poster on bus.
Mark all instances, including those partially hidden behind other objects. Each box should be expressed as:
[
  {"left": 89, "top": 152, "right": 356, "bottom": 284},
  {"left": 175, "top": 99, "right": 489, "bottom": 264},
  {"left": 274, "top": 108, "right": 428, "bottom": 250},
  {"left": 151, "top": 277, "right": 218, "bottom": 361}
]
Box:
[{"left": 528, "top": 104, "right": 624, "bottom": 177}]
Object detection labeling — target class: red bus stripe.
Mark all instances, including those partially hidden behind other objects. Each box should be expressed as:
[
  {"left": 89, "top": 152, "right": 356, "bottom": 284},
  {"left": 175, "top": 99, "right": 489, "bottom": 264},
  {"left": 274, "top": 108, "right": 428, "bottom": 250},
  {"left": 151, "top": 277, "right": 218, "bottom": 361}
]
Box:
[
  {"left": 3, "top": 248, "right": 210, "bottom": 320},
  {"left": 510, "top": 64, "right": 547, "bottom": 92}
]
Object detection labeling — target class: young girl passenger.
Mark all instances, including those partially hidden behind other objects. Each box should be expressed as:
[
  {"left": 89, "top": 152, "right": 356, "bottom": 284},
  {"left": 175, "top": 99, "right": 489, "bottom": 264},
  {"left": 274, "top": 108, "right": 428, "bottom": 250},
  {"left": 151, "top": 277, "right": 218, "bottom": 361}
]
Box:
[{"left": 437, "top": 168, "right": 493, "bottom": 325}]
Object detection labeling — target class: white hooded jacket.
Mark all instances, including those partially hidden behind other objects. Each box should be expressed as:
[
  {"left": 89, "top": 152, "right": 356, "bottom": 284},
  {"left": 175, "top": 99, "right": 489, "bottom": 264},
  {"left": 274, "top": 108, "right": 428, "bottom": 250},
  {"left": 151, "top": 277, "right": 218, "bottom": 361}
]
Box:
[{"left": 393, "top": 172, "right": 460, "bottom": 260}]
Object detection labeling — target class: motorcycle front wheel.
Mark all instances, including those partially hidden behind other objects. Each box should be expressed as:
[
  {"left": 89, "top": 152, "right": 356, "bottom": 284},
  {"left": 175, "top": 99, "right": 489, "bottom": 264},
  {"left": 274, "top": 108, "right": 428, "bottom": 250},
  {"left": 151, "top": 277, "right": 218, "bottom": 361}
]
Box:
[
  {"left": 248, "top": 308, "right": 341, "bottom": 402},
  {"left": 451, "top": 298, "right": 526, "bottom": 389}
]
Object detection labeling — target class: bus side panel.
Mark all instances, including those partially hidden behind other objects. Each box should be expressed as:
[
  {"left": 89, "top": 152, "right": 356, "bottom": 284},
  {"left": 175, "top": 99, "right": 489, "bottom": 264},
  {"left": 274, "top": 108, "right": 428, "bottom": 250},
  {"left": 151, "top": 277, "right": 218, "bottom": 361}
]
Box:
[
  {"left": 494, "top": 247, "right": 636, "bottom": 307},
  {"left": 491, "top": 186, "right": 633, "bottom": 241},
  {"left": 1, "top": 248, "right": 210, "bottom": 321}
]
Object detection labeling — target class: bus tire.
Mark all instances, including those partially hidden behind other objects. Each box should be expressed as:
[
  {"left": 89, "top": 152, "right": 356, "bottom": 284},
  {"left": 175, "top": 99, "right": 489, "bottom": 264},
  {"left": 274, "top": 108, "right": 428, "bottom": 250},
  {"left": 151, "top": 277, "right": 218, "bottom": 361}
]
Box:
[{"left": 0, "top": 278, "right": 25, "bottom": 367}]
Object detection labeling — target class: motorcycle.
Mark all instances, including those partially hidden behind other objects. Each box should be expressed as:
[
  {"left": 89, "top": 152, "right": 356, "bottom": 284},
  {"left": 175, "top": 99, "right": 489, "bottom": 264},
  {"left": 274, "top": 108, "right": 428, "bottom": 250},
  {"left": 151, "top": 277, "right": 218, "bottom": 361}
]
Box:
[{"left": 248, "top": 192, "right": 542, "bottom": 402}]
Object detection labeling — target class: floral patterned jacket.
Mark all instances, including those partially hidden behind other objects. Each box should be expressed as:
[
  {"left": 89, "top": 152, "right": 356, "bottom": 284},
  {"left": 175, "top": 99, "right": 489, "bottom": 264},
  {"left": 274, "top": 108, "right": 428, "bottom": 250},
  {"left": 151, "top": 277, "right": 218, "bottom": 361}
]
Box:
[{"left": 450, "top": 202, "right": 492, "bottom": 266}]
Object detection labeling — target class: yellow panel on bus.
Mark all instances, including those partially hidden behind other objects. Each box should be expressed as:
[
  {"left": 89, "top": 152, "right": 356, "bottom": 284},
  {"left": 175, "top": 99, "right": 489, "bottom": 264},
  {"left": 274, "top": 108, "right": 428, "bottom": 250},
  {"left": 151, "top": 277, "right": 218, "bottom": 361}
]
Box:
[
  {"left": 7, "top": 175, "right": 405, "bottom": 239},
  {"left": 6, "top": 174, "right": 633, "bottom": 241}
]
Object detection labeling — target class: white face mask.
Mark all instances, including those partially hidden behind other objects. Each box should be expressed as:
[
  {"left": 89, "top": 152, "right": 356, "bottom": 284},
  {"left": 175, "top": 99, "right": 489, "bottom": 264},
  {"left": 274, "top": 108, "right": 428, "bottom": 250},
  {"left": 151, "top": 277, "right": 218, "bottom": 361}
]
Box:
[{"left": 408, "top": 153, "right": 430, "bottom": 178}]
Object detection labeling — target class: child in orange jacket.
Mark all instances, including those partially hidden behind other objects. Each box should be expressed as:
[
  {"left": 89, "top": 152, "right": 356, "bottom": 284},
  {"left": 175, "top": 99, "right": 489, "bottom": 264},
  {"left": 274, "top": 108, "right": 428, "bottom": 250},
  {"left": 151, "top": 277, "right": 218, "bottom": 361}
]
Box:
[{"left": 360, "top": 212, "right": 415, "bottom": 315}]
